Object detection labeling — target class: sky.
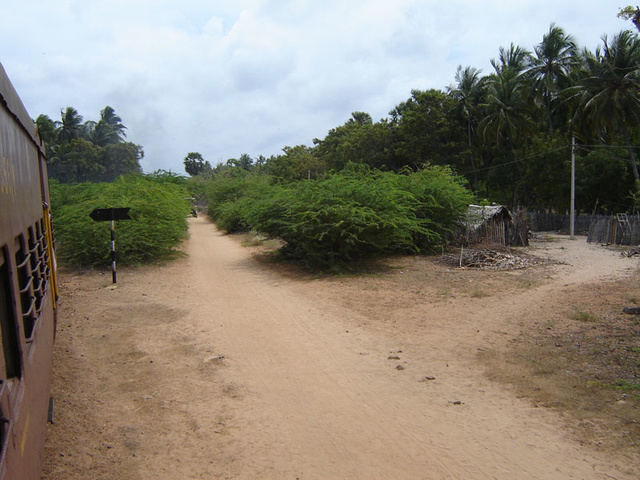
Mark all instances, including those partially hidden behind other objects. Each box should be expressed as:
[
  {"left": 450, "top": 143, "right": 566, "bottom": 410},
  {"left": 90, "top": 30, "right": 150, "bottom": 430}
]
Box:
[{"left": 0, "top": 1, "right": 632, "bottom": 174}]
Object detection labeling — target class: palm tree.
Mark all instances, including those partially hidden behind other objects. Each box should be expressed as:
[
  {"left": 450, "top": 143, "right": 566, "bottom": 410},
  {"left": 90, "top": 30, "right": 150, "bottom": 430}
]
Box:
[
  {"left": 448, "top": 65, "right": 485, "bottom": 192},
  {"left": 480, "top": 48, "right": 536, "bottom": 204},
  {"left": 480, "top": 66, "right": 534, "bottom": 147},
  {"left": 90, "top": 106, "right": 127, "bottom": 147},
  {"left": 491, "top": 43, "right": 530, "bottom": 75},
  {"left": 100, "top": 106, "right": 127, "bottom": 139},
  {"left": 576, "top": 30, "right": 640, "bottom": 183},
  {"left": 55, "top": 107, "right": 84, "bottom": 143},
  {"left": 527, "top": 24, "right": 577, "bottom": 132}
]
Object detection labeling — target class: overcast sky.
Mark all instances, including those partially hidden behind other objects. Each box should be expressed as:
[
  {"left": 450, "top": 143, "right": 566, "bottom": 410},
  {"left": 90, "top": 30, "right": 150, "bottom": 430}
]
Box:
[{"left": 0, "top": 1, "right": 631, "bottom": 174}]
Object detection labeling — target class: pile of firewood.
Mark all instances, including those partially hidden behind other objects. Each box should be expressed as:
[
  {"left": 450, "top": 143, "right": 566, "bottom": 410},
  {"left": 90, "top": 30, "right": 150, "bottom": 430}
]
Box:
[
  {"left": 621, "top": 247, "right": 640, "bottom": 258},
  {"left": 443, "top": 248, "right": 539, "bottom": 271}
]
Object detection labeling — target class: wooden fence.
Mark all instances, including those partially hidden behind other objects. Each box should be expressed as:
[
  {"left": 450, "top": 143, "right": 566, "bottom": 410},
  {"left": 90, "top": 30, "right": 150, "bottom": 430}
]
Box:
[
  {"left": 526, "top": 213, "right": 592, "bottom": 234},
  {"left": 587, "top": 214, "right": 640, "bottom": 245},
  {"left": 527, "top": 213, "right": 640, "bottom": 246}
]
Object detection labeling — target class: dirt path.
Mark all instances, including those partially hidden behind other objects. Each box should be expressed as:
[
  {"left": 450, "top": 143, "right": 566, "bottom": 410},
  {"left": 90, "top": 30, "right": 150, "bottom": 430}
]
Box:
[{"left": 43, "top": 217, "right": 639, "bottom": 479}]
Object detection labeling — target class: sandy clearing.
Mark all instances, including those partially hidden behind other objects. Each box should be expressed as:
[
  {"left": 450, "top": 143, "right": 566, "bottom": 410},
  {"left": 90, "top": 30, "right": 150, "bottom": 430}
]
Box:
[{"left": 43, "top": 216, "right": 639, "bottom": 480}]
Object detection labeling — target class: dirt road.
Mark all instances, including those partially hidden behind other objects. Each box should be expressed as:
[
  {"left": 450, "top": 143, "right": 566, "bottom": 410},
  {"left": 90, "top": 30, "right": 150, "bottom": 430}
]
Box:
[{"left": 43, "top": 216, "right": 639, "bottom": 479}]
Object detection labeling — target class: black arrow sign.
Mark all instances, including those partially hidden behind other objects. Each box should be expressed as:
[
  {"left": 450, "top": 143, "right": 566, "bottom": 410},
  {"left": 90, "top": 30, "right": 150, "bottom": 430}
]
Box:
[
  {"left": 88, "top": 207, "right": 132, "bottom": 284},
  {"left": 89, "top": 207, "right": 131, "bottom": 222}
]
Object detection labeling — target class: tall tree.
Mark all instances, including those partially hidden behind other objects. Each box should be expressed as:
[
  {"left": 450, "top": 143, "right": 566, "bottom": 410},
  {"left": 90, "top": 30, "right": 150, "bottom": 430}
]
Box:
[
  {"left": 527, "top": 24, "right": 577, "bottom": 132},
  {"left": 35, "top": 114, "right": 57, "bottom": 157},
  {"left": 314, "top": 112, "right": 393, "bottom": 171},
  {"left": 619, "top": 6, "right": 640, "bottom": 32},
  {"left": 448, "top": 65, "right": 485, "bottom": 192},
  {"left": 576, "top": 30, "right": 640, "bottom": 183},
  {"left": 491, "top": 43, "right": 530, "bottom": 75},
  {"left": 480, "top": 69, "right": 534, "bottom": 148},
  {"left": 184, "top": 152, "right": 211, "bottom": 176},
  {"left": 480, "top": 49, "right": 535, "bottom": 205},
  {"left": 99, "top": 143, "right": 143, "bottom": 182},
  {"left": 390, "top": 90, "right": 465, "bottom": 171},
  {"left": 264, "top": 145, "right": 327, "bottom": 181},
  {"left": 56, "top": 107, "right": 84, "bottom": 143},
  {"left": 236, "top": 153, "right": 254, "bottom": 170},
  {"left": 89, "top": 106, "right": 127, "bottom": 147}
]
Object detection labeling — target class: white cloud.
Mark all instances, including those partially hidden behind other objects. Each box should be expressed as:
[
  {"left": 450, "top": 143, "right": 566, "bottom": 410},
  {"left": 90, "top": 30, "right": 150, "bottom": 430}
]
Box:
[{"left": 0, "top": 0, "right": 629, "bottom": 173}]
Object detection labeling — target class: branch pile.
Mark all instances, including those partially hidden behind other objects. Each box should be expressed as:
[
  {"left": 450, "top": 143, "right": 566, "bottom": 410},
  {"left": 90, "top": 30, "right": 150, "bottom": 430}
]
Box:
[
  {"left": 443, "top": 248, "right": 539, "bottom": 271},
  {"left": 621, "top": 247, "right": 640, "bottom": 258}
]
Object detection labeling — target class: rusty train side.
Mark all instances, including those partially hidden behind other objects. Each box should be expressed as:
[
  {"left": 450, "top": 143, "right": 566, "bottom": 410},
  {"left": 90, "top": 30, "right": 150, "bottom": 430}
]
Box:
[{"left": 0, "top": 62, "right": 58, "bottom": 479}]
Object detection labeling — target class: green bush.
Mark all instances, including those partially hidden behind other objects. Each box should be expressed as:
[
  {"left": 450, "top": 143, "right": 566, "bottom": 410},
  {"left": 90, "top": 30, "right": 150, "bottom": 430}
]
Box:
[
  {"left": 201, "top": 164, "right": 472, "bottom": 271},
  {"left": 51, "top": 175, "right": 191, "bottom": 266},
  {"left": 203, "top": 174, "right": 271, "bottom": 233},
  {"left": 248, "top": 166, "right": 472, "bottom": 270},
  {"left": 246, "top": 178, "right": 417, "bottom": 270},
  {"left": 395, "top": 165, "right": 474, "bottom": 248}
]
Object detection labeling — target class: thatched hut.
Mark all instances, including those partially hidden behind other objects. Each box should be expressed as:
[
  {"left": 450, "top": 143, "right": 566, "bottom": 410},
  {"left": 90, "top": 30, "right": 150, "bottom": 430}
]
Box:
[{"left": 457, "top": 205, "right": 528, "bottom": 247}]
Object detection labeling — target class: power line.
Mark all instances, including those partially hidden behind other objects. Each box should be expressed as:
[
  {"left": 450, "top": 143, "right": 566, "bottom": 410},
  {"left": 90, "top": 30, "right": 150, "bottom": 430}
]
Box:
[
  {"left": 459, "top": 145, "right": 570, "bottom": 176},
  {"left": 459, "top": 142, "right": 640, "bottom": 176}
]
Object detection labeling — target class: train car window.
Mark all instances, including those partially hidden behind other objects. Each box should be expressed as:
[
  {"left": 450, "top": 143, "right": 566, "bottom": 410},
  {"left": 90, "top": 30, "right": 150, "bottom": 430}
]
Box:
[
  {"left": 0, "top": 248, "right": 22, "bottom": 379},
  {"left": 28, "top": 223, "right": 47, "bottom": 317},
  {"left": 38, "top": 218, "right": 50, "bottom": 286},
  {"left": 14, "top": 235, "right": 37, "bottom": 341}
]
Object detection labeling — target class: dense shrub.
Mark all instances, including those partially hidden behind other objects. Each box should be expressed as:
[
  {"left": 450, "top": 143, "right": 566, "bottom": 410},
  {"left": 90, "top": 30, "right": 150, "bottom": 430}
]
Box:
[
  {"left": 203, "top": 164, "right": 472, "bottom": 271},
  {"left": 51, "top": 174, "right": 191, "bottom": 266},
  {"left": 394, "top": 166, "right": 475, "bottom": 248},
  {"left": 203, "top": 173, "right": 271, "bottom": 233},
  {"left": 247, "top": 171, "right": 425, "bottom": 270}
]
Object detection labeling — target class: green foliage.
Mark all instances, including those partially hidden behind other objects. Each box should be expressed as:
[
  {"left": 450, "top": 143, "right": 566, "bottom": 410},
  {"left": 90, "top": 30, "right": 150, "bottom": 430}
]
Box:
[
  {"left": 394, "top": 165, "right": 475, "bottom": 247},
  {"left": 391, "top": 90, "right": 466, "bottom": 171},
  {"left": 313, "top": 112, "right": 394, "bottom": 171},
  {"left": 520, "top": 134, "right": 571, "bottom": 211},
  {"left": 221, "top": 25, "right": 640, "bottom": 214},
  {"left": 203, "top": 165, "right": 472, "bottom": 271},
  {"left": 247, "top": 171, "right": 421, "bottom": 270},
  {"left": 576, "top": 147, "right": 636, "bottom": 213},
  {"left": 184, "top": 152, "right": 212, "bottom": 176},
  {"left": 619, "top": 6, "right": 640, "bottom": 32},
  {"left": 51, "top": 175, "right": 191, "bottom": 266},
  {"left": 40, "top": 106, "right": 142, "bottom": 184},
  {"left": 203, "top": 174, "right": 272, "bottom": 233},
  {"left": 40, "top": 23, "right": 640, "bottom": 214},
  {"left": 263, "top": 145, "right": 328, "bottom": 182}
]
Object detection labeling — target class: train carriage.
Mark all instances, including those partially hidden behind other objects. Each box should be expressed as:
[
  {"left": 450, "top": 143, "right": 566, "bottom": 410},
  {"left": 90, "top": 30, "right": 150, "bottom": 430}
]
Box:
[{"left": 0, "top": 61, "right": 57, "bottom": 480}]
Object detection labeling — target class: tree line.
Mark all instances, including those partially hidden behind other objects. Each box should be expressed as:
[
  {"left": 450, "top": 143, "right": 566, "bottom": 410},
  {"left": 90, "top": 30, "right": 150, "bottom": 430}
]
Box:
[
  {"left": 36, "top": 107, "right": 188, "bottom": 267},
  {"left": 36, "top": 106, "right": 143, "bottom": 184},
  {"left": 188, "top": 16, "right": 640, "bottom": 215}
]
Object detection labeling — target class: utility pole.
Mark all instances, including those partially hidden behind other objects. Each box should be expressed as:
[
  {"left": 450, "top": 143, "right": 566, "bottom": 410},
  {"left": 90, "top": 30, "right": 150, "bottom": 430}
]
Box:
[{"left": 570, "top": 137, "right": 576, "bottom": 240}]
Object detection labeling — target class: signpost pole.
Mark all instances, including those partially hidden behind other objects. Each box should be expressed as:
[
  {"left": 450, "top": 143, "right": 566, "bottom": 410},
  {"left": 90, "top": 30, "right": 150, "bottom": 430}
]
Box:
[
  {"left": 110, "top": 219, "right": 117, "bottom": 284},
  {"left": 89, "top": 207, "right": 131, "bottom": 285}
]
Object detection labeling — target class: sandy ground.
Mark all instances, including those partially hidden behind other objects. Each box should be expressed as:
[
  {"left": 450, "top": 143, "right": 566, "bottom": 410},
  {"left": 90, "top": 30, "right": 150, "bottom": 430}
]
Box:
[{"left": 42, "top": 216, "right": 640, "bottom": 480}]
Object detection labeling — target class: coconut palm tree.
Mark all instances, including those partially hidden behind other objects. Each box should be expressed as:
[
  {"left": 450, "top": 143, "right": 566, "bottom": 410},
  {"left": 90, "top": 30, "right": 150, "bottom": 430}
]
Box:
[
  {"left": 491, "top": 43, "right": 530, "bottom": 75},
  {"left": 100, "top": 106, "right": 127, "bottom": 139},
  {"left": 479, "top": 47, "right": 536, "bottom": 204},
  {"left": 480, "top": 66, "right": 534, "bottom": 147},
  {"left": 576, "top": 30, "right": 640, "bottom": 183},
  {"left": 89, "top": 106, "right": 127, "bottom": 147},
  {"left": 448, "top": 65, "right": 485, "bottom": 192},
  {"left": 55, "top": 107, "right": 84, "bottom": 143},
  {"left": 527, "top": 24, "right": 577, "bottom": 132}
]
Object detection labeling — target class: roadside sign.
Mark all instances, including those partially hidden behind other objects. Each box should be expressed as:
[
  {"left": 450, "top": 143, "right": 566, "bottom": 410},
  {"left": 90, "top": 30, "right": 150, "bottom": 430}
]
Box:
[
  {"left": 89, "top": 207, "right": 132, "bottom": 284},
  {"left": 89, "top": 207, "right": 131, "bottom": 222}
]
